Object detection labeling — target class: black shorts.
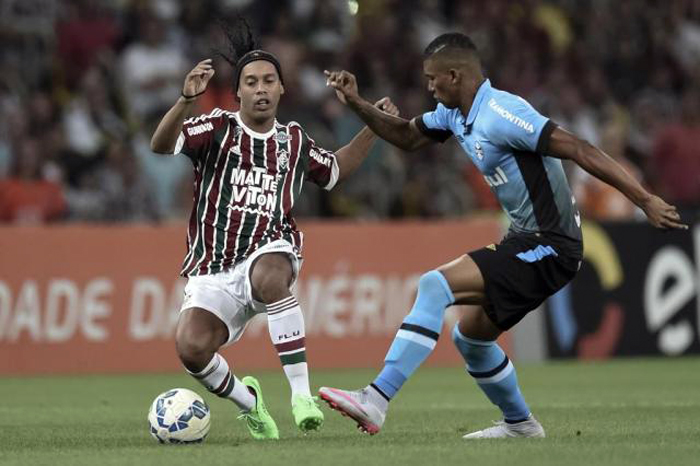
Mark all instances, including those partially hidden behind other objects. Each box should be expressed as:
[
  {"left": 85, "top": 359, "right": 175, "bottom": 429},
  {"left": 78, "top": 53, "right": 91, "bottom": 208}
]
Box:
[{"left": 468, "top": 232, "right": 582, "bottom": 331}]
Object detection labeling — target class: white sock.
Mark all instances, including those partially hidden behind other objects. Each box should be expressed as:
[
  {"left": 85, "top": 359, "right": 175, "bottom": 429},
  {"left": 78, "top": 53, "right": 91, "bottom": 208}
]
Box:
[
  {"left": 187, "top": 353, "right": 255, "bottom": 411},
  {"left": 267, "top": 296, "right": 311, "bottom": 400}
]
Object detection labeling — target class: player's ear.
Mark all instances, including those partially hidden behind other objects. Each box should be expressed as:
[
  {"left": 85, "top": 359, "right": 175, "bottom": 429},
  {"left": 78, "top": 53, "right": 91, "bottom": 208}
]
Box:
[
  {"left": 236, "top": 87, "right": 241, "bottom": 100},
  {"left": 449, "top": 68, "right": 460, "bottom": 84},
  {"left": 280, "top": 83, "right": 285, "bottom": 95}
]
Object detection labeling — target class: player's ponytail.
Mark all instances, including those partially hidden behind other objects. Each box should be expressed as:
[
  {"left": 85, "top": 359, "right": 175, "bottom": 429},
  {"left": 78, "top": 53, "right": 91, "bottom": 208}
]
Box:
[
  {"left": 214, "top": 15, "right": 258, "bottom": 70},
  {"left": 213, "top": 16, "right": 284, "bottom": 97}
]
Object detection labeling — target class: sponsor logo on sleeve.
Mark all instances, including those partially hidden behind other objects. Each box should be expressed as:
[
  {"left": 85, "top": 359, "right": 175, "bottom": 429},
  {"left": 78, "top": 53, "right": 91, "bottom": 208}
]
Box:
[
  {"left": 186, "top": 122, "right": 214, "bottom": 136},
  {"left": 309, "top": 148, "right": 332, "bottom": 168}
]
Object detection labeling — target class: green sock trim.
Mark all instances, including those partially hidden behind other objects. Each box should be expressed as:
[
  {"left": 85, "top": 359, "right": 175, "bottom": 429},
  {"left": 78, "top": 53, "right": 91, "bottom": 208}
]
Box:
[{"left": 280, "top": 351, "right": 306, "bottom": 365}]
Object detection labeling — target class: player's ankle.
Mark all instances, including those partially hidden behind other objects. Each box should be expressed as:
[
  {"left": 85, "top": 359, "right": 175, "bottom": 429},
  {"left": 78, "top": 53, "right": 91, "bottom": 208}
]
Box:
[
  {"left": 247, "top": 386, "right": 258, "bottom": 402},
  {"left": 366, "top": 384, "right": 390, "bottom": 412}
]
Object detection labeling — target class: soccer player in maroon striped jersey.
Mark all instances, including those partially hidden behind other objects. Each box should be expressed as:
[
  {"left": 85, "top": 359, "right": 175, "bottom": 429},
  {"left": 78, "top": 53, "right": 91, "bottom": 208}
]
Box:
[{"left": 150, "top": 25, "right": 398, "bottom": 439}]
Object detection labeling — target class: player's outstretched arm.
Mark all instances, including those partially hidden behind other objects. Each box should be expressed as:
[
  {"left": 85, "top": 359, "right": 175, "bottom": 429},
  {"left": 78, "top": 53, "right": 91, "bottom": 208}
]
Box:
[
  {"left": 324, "top": 70, "right": 432, "bottom": 152},
  {"left": 334, "top": 97, "right": 399, "bottom": 182},
  {"left": 151, "top": 59, "right": 215, "bottom": 154},
  {"left": 547, "top": 126, "right": 688, "bottom": 230}
]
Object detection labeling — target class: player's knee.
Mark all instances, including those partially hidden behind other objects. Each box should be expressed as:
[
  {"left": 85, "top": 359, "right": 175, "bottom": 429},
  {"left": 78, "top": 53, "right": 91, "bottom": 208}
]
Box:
[
  {"left": 416, "top": 270, "right": 454, "bottom": 306},
  {"left": 251, "top": 269, "right": 291, "bottom": 304},
  {"left": 175, "top": 327, "right": 219, "bottom": 369},
  {"left": 451, "top": 323, "right": 489, "bottom": 359},
  {"left": 417, "top": 271, "right": 440, "bottom": 296},
  {"left": 451, "top": 324, "right": 469, "bottom": 357},
  {"left": 250, "top": 254, "right": 293, "bottom": 304},
  {"left": 253, "top": 275, "right": 289, "bottom": 304}
]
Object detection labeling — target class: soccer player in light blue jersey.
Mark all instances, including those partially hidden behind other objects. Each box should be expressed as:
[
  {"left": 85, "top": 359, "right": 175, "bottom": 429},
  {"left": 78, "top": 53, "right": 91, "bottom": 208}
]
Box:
[{"left": 319, "top": 33, "right": 687, "bottom": 439}]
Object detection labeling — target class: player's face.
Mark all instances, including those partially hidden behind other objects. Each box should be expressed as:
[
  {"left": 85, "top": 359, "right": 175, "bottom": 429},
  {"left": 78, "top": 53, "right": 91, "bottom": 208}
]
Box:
[
  {"left": 237, "top": 61, "right": 284, "bottom": 121},
  {"left": 423, "top": 58, "right": 459, "bottom": 108}
]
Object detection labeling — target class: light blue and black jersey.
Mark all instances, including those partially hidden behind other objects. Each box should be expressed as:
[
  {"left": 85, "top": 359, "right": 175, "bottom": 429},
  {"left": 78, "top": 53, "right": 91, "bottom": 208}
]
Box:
[{"left": 415, "top": 79, "right": 582, "bottom": 246}]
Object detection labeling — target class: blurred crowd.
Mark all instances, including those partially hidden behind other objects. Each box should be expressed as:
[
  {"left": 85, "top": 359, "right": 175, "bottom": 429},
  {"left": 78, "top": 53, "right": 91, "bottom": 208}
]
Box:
[{"left": 0, "top": 0, "right": 699, "bottom": 224}]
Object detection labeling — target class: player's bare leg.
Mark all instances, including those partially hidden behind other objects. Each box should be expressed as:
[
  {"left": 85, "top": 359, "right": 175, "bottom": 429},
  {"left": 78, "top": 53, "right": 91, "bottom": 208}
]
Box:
[
  {"left": 176, "top": 308, "right": 228, "bottom": 373},
  {"left": 438, "top": 254, "right": 487, "bottom": 306},
  {"left": 251, "top": 253, "right": 324, "bottom": 433},
  {"left": 176, "top": 308, "right": 279, "bottom": 439}
]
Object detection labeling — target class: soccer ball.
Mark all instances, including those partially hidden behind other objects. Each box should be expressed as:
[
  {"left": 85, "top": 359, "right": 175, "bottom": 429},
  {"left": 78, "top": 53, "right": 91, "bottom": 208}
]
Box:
[{"left": 148, "top": 388, "right": 211, "bottom": 444}]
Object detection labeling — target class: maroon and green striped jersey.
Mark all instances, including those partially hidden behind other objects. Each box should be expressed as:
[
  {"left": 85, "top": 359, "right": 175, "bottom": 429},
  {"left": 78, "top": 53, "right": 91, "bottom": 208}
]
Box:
[{"left": 173, "top": 108, "right": 339, "bottom": 276}]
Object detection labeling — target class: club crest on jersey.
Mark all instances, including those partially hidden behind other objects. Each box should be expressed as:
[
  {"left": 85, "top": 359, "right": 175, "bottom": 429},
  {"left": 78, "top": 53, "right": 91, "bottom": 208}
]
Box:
[
  {"left": 474, "top": 141, "right": 484, "bottom": 160},
  {"left": 277, "top": 150, "right": 289, "bottom": 172},
  {"left": 275, "top": 131, "right": 290, "bottom": 144}
]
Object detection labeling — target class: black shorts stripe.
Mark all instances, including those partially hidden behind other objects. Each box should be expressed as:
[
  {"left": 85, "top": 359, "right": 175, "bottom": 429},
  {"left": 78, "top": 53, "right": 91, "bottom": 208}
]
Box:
[
  {"left": 468, "top": 232, "right": 579, "bottom": 331},
  {"left": 400, "top": 323, "right": 439, "bottom": 341},
  {"left": 514, "top": 150, "right": 562, "bottom": 234},
  {"left": 413, "top": 116, "right": 452, "bottom": 143},
  {"left": 468, "top": 355, "right": 510, "bottom": 379}
]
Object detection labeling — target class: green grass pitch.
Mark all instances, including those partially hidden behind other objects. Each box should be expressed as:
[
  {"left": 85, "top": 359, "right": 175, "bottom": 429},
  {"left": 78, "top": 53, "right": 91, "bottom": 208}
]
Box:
[{"left": 2, "top": 358, "right": 699, "bottom": 466}]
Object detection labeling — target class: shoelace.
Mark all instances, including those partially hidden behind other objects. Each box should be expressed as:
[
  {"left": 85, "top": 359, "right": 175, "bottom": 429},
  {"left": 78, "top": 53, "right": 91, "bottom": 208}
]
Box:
[
  {"left": 237, "top": 412, "right": 264, "bottom": 432},
  {"left": 358, "top": 389, "right": 370, "bottom": 404}
]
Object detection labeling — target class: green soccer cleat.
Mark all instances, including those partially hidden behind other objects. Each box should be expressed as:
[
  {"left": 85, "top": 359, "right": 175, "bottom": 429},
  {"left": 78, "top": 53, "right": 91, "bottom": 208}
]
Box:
[
  {"left": 292, "top": 394, "right": 324, "bottom": 433},
  {"left": 237, "top": 376, "right": 279, "bottom": 440}
]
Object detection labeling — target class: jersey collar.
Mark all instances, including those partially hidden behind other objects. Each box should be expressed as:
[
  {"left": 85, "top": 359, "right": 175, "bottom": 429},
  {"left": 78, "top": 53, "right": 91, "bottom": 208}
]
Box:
[
  {"left": 235, "top": 112, "right": 278, "bottom": 139},
  {"left": 464, "top": 79, "right": 491, "bottom": 131}
]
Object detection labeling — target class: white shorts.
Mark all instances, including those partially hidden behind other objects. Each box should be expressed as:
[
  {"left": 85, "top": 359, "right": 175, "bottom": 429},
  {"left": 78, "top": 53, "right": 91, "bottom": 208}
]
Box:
[{"left": 180, "top": 240, "right": 302, "bottom": 346}]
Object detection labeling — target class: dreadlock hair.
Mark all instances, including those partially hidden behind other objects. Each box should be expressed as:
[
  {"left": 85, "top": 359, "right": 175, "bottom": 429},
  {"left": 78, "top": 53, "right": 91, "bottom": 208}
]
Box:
[
  {"left": 215, "top": 16, "right": 257, "bottom": 70},
  {"left": 214, "top": 16, "right": 284, "bottom": 98}
]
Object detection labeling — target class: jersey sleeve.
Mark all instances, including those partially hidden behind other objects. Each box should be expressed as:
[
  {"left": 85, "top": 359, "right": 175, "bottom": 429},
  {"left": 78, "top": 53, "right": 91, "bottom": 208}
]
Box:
[
  {"left": 173, "top": 108, "right": 230, "bottom": 162},
  {"left": 484, "top": 95, "right": 556, "bottom": 153},
  {"left": 301, "top": 129, "right": 339, "bottom": 191},
  {"left": 413, "top": 103, "right": 453, "bottom": 142}
]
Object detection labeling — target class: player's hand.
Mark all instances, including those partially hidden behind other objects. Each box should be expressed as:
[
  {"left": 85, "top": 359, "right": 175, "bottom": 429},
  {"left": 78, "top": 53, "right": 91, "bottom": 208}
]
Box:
[
  {"left": 642, "top": 195, "right": 688, "bottom": 230},
  {"left": 324, "top": 69, "right": 360, "bottom": 106},
  {"left": 183, "top": 59, "right": 215, "bottom": 99},
  {"left": 374, "top": 97, "right": 399, "bottom": 117}
]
